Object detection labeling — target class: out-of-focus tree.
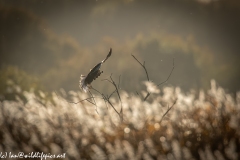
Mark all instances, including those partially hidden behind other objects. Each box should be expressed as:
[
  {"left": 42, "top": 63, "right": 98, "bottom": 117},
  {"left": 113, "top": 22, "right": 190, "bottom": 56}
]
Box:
[{"left": 0, "top": 65, "right": 44, "bottom": 101}]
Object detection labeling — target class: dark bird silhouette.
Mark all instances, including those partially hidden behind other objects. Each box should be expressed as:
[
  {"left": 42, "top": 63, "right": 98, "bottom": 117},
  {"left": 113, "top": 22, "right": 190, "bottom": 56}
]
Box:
[{"left": 79, "top": 48, "right": 112, "bottom": 92}]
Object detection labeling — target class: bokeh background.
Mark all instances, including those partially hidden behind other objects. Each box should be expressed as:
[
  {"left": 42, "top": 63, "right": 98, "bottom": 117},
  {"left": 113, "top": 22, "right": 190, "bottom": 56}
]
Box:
[
  {"left": 1, "top": 0, "right": 240, "bottom": 98},
  {"left": 1, "top": 1, "right": 240, "bottom": 159}
]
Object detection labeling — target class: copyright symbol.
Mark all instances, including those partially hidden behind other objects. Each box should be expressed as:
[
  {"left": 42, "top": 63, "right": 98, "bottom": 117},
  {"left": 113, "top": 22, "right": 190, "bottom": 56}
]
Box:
[{"left": 18, "top": 152, "right": 24, "bottom": 158}]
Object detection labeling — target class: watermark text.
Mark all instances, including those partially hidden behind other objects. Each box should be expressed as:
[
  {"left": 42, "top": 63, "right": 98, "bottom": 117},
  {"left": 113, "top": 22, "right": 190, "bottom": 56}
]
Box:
[{"left": 0, "top": 152, "right": 66, "bottom": 160}]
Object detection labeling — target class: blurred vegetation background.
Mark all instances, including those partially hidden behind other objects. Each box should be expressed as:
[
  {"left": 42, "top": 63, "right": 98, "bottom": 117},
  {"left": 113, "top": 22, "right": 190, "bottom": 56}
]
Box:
[
  {"left": 0, "top": 1, "right": 240, "bottom": 159},
  {"left": 0, "top": 0, "right": 240, "bottom": 100}
]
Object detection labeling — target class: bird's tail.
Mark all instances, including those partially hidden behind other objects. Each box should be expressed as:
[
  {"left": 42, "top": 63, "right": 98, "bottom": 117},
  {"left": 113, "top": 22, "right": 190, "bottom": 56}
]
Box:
[{"left": 102, "top": 48, "right": 112, "bottom": 63}]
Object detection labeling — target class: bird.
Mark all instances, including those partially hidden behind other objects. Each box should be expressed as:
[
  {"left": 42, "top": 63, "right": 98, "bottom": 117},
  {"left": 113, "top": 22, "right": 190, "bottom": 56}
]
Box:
[{"left": 79, "top": 48, "right": 112, "bottom": 92}]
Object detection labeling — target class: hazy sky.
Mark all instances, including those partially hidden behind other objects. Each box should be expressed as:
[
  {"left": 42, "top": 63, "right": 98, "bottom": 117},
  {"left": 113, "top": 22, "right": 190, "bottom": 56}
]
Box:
[{"left": 1, "top": 0, "right": 240, "bottom": 93}]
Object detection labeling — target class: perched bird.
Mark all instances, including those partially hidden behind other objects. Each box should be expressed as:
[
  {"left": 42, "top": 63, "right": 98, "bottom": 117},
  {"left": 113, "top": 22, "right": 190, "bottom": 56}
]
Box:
[{"left": 79, "top": 48, "right": 112, "bottom": 92}]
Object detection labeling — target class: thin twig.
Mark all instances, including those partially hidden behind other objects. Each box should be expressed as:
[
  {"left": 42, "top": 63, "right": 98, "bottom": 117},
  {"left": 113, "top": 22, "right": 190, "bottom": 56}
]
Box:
[
  {"left": 110, "top": 75, "right": 122, "bottom": 103},
  {"left": 90, "top": 87, "right": 108, "bottom": 109},
  {"left": 132, "top": 55, "right": 150, "bottom": 81},
  {"left": 89, "top": 90, "right": 99, "bottom": 114},
  {"left": 54, "top": 91, "right": 99, "bottom": 105},
  {"left": 159, "top": 99, "right": 177, "bottom": 124},
  {"left": 118, "top": 75, "right": 121, "bottom": 89},
  {"left": 132, "top": 55, "right": 151, "bottom": 101},
  {"left": 135, "top": 91, "right": 140, "bottom": 96},
  {"left": 132, "top": 55, "right": 175, "bottom": 101},
  {"left": 143, "top": 92, "right": 151, "bottom": 101},
  {"left": 102, "top": 74, "right": 123, "bottom": 121},
  {"left": 157, "top": 58, "right": 175, "bottom": 87},
  {"left": 102, "top": 78, "right": 112, "bottom": 84},
  {"left": 135, "top": 91, "right": 142, "bottom": 100},
  {"left": 91, "top": 87, "right": 122, "bottom": 120},
  {"left": 108, "top": 89, "right": 117, "bottom": 100}
]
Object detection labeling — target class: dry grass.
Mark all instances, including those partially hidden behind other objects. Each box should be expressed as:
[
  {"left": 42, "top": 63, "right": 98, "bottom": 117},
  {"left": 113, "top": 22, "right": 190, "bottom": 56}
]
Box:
[{"left": 0, "top": 80, "right": 240, "bottom": 160}]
